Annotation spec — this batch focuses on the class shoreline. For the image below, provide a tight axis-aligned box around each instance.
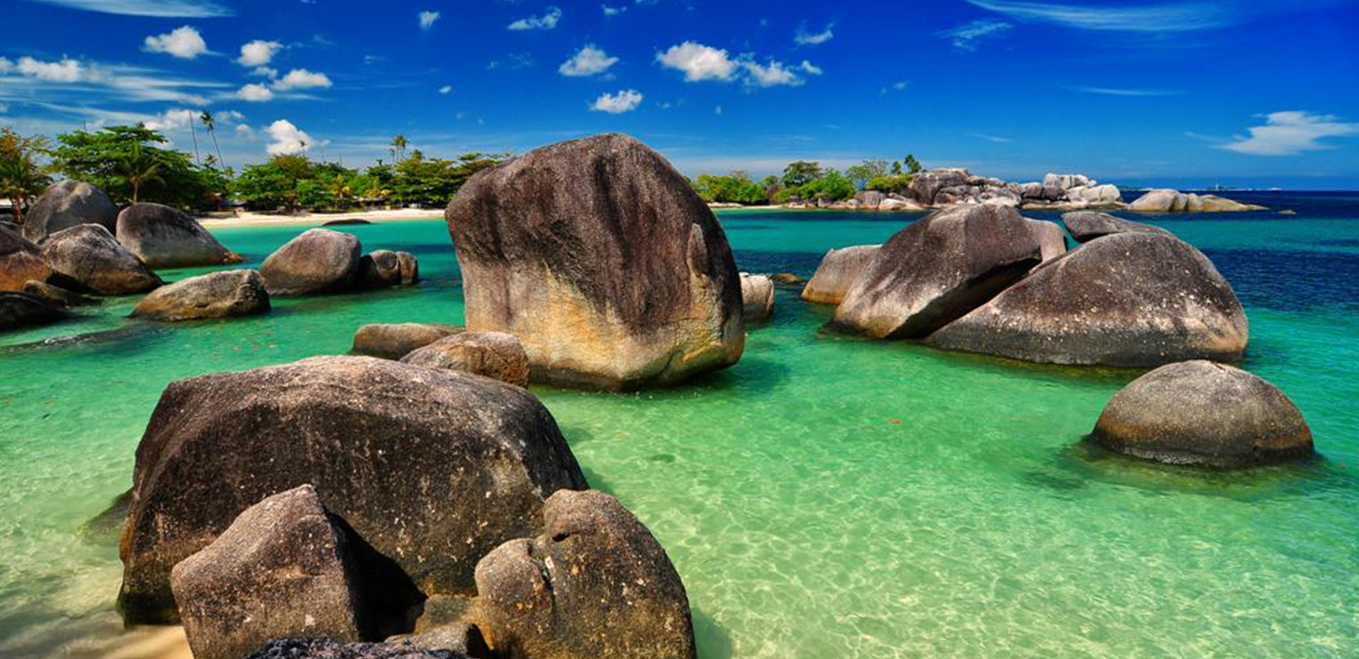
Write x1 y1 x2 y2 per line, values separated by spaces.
196 208 443 229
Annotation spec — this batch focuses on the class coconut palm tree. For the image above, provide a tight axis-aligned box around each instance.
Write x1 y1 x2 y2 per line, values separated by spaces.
391 134 408 162
187 115 201 167
117 142 163 204
201 110 224 168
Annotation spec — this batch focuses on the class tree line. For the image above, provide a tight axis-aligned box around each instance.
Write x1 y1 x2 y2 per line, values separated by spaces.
692 155 923 205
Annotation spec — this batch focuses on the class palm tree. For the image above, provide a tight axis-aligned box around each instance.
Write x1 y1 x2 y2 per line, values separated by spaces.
117 142 164 204
188 115 201 167
201 110 224 168
0 128 53 226
391 134 408 162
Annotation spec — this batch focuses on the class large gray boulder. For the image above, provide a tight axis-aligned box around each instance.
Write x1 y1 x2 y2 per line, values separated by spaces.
118 356 587 624
908 169 970 205
115 203 242 268
1025 218 1068 263
927 233 1249 366
1090 361 1313 467
473 489 695 659
131 269 270 321
352 323 462 360
0 291 68 331
445 134 744 390
1 224 50 291
21 180 118 242
261 229 362 296
800 245 879 305
40 224 162 295
740 273 774 321
831 205 1042 338
171 486 368 659
401 331 531 388
1061 211 1172 243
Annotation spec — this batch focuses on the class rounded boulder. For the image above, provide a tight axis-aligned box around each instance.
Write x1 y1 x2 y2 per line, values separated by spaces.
261 228 362 296
400 331 531 388
40 224 162 295
1 224 50 291
116 203 243 268
131 269 270 321
21 180 119 243
800 245 879 305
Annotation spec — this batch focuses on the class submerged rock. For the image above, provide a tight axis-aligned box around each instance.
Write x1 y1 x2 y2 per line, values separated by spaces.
473 489 695 659
1091 360 1313 467
401 331 531 388
740 273 774 321
832 205 1041 339
1061 211 1172 242
1 224 50 291
22 280 96 307
445 133 744 390
261 229 362 296
40 224 162 295
248 639 468 659
115 203 242 268
352 323 462 360
21 180 119 243
171 486 369 659
322 218 373 226
927 232 1249 366
0 291 68 331
118 355 587 624
800 245 879 305
131 269 270 321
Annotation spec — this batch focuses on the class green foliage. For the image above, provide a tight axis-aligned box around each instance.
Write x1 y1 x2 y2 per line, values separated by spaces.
782 160 822 188
866 174 912 194
52 125 224 209
891 160 903 176
0 128 54 224
904 154 923 175
799 168 855 201
693 172 768 205
845 160 890 189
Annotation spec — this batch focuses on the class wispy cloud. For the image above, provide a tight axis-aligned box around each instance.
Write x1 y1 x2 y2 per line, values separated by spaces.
488 53 535 70
0 55 228 104
1220 111 1359 156
965 0 1235 33
879 80 910 95
418 10 440 30
1071 86 1182 96
508 6 562 31
794 22 835 46
939 20 1013 50
20 0 232 17
971 133 1016 143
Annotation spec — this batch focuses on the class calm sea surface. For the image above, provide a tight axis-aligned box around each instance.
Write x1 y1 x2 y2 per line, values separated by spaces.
2 192 1356 658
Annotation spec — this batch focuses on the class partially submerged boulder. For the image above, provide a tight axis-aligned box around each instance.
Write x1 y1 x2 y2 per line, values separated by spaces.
261 229 361 296
352 323 462 360
40 224 162 295
115 203 242 268
401 331 531 388
170 486 368 659
473 489 695 659
131 269 270 321
396 251 419 285
1090 361 1313 467
445 133 744 390
1025 218 1068 263
118 356 587 624
740 273 774 321
831 205 1042 338
800 245 879 305
355 250 418 289
1061 211 1171 242
1 224 50 291
927 232 1249 366
0 291 68 331
1129 189 1265 213
21 180 119 242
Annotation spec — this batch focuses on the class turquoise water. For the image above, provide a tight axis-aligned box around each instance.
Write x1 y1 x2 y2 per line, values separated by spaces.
2 201 1357 659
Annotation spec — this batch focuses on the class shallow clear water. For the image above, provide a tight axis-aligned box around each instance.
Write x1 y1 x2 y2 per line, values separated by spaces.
2 195 1357 659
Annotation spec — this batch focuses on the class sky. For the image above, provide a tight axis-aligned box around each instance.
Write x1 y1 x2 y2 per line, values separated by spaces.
2 0 1358 188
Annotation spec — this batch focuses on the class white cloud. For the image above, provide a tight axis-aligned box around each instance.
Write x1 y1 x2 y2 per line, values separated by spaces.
419 10 440 30
508 6 561 31
602 5 625 16
794 22 834 46
971 132 1016 143
237 39 281 67
266 119 321 155
0 56 225 104
741 59 804 88
940 19 1013 51
1220 111 1359 156
1071 86 1181 96
880 80 910 94
143 25 209 59
3 56 84 82
272 69 332 90
251 66 277 78
591 89 643 114
656 42 738 82
964 0 1237 33
143 108 199 132
235 83 274 102
438 85 453 94
216 109 245 123
798 60 822 75
487 53 535 70
235 123 253 136
559 44 618 77
21 0 232 17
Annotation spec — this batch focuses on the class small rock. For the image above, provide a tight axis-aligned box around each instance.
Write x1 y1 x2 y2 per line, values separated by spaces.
801 245 879 305
769 273 803 284
355 250 404 289
740 273 774 321
131 269 270 321
401 331 531 388
322 219 373 226
352 323 462 360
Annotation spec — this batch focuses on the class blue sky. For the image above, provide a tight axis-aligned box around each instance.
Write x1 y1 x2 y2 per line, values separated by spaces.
2 0 1358 188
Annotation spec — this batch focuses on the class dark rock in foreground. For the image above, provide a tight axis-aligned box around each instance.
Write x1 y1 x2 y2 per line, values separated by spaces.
800 245 878 305
118 355 587 624
116 203 243 268
40 224 162 295
1 224 51 291
473 489 695 659
248 639 468 659
446 133 744 390
928 232 1249 366
22 280 96 307
21 180 119 243
1091 360 1313 467
740 273 774 321
262 229 362 296
352 323 462 360
1061 211 1172 243
1 291 68 331
400 331 531 388
171 485 368 659
832 205 1041 339
131 269 270 321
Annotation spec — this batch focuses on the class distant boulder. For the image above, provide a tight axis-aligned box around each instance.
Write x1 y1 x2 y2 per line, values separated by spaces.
401 331 531 388
1061 211 1172 243
445 133 744 390
261 228 361 295
352 322 462 360
1130 189 1265 213
1043 173 1093 190
853 190 885 209
908 169 970 205
1 224 50 292
321 218 372 226
1 291 68 332
131 269 270 321
115 203 242 268
1091 360 1313 467
740 273 774 321
21 180 118 243
928 232 1249 366
800 245 879 305
832 205 1041 338
40 224 162 295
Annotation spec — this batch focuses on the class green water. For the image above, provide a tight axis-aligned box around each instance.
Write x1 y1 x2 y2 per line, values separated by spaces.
2 209 1357 659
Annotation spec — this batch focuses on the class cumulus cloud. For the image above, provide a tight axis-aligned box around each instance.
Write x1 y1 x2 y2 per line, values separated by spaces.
0 55 84 82
419 10 440 30
237 39 281 67
741 59 805 88
559 44 618 77
591 89 643 114
509 6 561 30
655 42 738 81
794 22 834 46
142 108 199 132
1220 111 1359 156
235 83 274 102
272 69 332 90
266 119 320 155
144 25 209 59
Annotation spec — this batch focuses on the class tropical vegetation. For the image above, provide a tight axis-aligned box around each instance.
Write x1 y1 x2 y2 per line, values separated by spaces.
0 127 54 224
692 155 925 205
